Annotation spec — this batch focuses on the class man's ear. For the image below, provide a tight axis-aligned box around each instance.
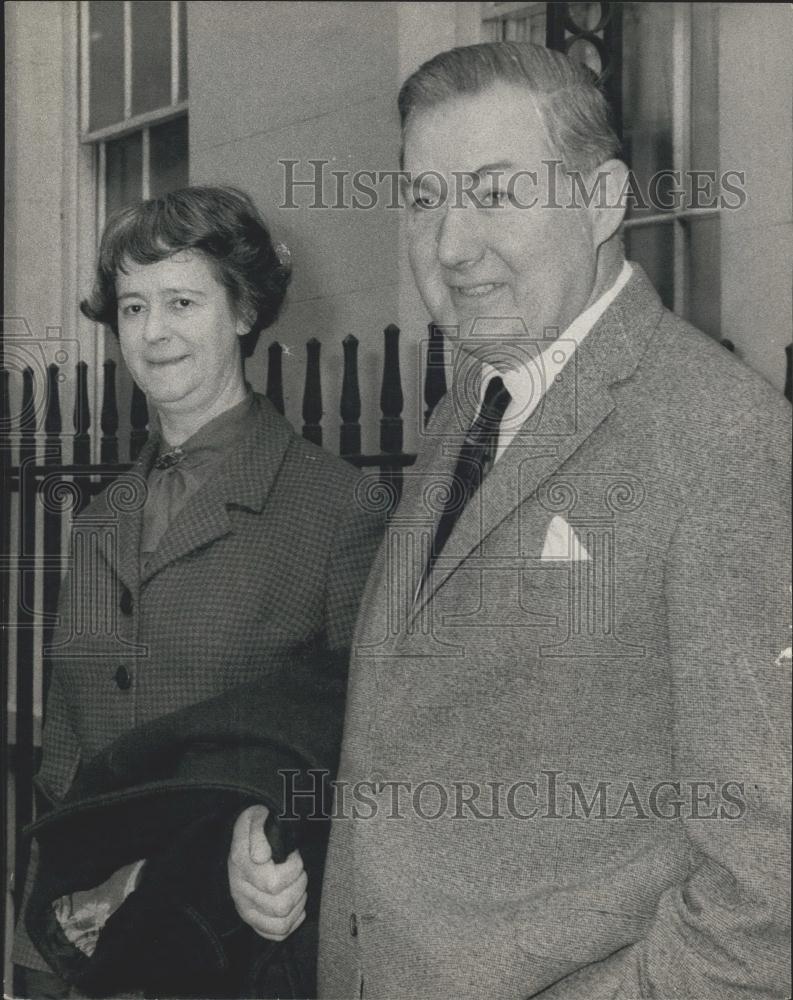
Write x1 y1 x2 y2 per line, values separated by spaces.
589 159 629 250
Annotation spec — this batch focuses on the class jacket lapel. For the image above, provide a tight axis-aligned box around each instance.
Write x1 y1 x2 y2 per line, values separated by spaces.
350 391 464 651
140 394 293 584
388 392 468 626
411 264 665 618
79 437 157 597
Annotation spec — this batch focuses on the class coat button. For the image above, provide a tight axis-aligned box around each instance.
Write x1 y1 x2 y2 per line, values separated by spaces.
119 588 133 616
114 665 132 691
349 912 358 937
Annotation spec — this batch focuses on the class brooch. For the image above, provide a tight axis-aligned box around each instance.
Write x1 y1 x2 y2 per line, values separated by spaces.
154 447 185 470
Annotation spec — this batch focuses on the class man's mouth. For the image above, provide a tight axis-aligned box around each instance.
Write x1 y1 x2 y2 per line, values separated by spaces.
146 356 188 367
450 282 504 298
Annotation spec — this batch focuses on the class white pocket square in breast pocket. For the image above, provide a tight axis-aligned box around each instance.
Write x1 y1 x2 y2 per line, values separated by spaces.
541 515 591 562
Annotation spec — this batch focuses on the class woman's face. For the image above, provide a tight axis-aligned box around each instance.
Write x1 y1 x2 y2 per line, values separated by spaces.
116 250 248 417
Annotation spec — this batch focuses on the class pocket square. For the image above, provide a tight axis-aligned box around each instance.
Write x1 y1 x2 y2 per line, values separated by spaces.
541 515 591 562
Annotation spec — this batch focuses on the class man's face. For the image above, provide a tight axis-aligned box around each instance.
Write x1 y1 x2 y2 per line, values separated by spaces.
403 82 601 363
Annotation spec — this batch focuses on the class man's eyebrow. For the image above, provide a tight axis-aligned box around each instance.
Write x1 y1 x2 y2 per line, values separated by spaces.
469 160 517 180
401 161 517 189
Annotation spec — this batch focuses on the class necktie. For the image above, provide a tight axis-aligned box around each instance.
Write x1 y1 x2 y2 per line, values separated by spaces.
423 375 512 582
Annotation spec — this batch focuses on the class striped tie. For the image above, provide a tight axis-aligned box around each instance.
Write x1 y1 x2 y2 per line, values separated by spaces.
423 375 512 582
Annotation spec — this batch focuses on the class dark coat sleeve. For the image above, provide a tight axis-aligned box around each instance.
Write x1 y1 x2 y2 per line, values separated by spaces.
12 594 83 976
24 644 350 998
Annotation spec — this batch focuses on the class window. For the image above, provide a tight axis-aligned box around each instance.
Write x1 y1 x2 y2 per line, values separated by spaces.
482 2 610 74
482 2 548 44
80 0 189 223
79 0 190 440
621 2 721 338
480 2 722 339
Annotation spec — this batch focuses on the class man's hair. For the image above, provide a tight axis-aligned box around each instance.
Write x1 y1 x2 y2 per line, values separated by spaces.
80 185 291 359
398 42 619 173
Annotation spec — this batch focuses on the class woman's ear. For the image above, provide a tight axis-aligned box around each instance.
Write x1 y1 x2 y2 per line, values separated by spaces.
588 159 629 250
235 307 256 338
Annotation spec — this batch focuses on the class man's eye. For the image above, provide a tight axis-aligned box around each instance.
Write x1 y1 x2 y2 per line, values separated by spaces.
480 189 507 208
409 193 440 211
173 298 193 309
121 303 144 316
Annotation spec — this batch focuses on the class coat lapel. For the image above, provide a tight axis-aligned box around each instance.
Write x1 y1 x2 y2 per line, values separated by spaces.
387 392 467 625
140 395 293 584
411 264 665 619
79 437 157 597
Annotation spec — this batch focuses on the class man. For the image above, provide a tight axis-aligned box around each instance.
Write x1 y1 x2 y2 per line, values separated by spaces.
232 42 791 999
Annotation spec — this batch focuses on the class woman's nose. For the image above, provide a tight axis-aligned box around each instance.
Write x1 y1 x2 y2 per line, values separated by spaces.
141 305 170 343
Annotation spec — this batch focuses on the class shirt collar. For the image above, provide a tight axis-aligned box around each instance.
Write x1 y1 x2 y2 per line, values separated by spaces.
558 259 633 350
481 260 633 408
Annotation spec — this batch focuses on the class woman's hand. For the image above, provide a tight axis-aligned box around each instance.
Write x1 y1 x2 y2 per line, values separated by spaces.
228 804 308 941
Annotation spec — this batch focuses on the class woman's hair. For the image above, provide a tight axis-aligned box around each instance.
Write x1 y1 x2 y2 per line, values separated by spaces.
398 42 619 174
80 185 292 359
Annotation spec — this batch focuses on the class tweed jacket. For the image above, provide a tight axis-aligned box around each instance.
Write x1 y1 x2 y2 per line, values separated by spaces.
318 265 792 1000
15 391 384 973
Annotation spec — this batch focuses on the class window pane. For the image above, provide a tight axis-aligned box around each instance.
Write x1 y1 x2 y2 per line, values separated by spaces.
506 9 545 42
149 116 189 197
106 132 143 216
483 3 545 44
178 0 188 101
88 1 125 131
131 0 172 116
622 3 675 311
621 3 675 213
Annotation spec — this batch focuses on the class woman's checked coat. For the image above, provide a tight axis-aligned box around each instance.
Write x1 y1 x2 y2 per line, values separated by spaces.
16 392 384 974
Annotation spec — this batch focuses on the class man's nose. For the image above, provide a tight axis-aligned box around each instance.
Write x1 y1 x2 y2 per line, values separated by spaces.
435 204 483 269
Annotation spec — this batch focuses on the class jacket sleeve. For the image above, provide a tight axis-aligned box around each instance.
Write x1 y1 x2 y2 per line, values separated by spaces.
322 473 385 653
539 411 792 999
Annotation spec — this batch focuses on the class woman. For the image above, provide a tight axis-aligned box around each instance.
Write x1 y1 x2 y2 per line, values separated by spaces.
14 186 383 998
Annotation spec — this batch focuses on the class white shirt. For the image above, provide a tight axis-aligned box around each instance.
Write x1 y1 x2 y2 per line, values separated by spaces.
481 260 633 464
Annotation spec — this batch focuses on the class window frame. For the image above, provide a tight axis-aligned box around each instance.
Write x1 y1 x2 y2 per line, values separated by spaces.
73 0 189 455
79 0 189 227
620 2 720 319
